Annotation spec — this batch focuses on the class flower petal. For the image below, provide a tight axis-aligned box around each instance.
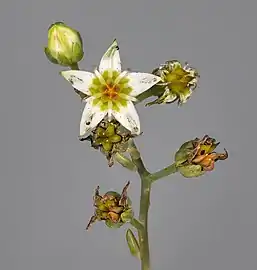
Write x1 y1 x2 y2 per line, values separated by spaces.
112 101 140 135
99 39 121 73
127 72 162 96
60 70 95 95
79 97 107 137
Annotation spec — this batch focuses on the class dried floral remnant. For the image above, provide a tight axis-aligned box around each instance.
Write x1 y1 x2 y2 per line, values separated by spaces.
86 181 133 230
175 135 228 178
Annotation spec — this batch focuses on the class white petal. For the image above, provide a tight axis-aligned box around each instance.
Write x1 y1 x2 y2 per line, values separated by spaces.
60 70 95 95
99 39 121 73
127 72 162 96
112 101 140 135
79 97 107 137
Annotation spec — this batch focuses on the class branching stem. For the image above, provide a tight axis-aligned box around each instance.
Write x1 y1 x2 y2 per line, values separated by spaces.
129 140 177 270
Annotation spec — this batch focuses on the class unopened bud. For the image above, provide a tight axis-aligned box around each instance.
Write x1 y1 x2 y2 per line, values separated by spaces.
44 22 83 66
126 229 140 259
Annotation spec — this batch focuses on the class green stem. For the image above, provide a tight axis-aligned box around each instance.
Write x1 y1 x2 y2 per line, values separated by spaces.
147 163 177 183
129 140 151 270
114 153 137 171
129 140 149 177
130 218 144 231
138 175 151 270
69 63 79 70
128 140 178 270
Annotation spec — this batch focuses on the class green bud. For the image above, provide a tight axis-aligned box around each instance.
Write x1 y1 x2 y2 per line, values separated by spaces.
44 22 83 66
126 229 140 259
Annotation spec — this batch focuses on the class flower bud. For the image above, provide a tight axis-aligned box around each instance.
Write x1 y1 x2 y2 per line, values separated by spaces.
126 229 140 259
147 60 199 106
86 181 133 230
83 119 135 167
44 22 83 66
175 135 228 178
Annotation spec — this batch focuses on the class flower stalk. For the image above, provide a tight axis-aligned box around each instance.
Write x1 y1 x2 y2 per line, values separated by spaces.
128 140 178 270
147 163 177 183
44 27 229 270
128 140 151 270
138 176 151 270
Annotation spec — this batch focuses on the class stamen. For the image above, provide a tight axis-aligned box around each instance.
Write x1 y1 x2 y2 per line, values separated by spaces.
94 69 106 85
114 70 129 85
119 93 137 102
108 69 113 78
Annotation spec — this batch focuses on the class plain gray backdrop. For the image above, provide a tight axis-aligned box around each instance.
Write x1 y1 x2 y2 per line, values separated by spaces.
2 0 257 269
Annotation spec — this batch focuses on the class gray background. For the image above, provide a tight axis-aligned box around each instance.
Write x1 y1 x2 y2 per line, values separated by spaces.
2 0 257 269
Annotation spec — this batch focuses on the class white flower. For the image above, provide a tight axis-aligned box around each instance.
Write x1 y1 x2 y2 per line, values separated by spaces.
61 39 161 138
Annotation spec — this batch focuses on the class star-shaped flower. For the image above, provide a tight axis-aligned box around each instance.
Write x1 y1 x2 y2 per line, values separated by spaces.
61 39 161 138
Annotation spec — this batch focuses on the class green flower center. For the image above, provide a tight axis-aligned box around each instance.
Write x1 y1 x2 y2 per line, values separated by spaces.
89 70 133 112
94 123 122 152
166 68 192 91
